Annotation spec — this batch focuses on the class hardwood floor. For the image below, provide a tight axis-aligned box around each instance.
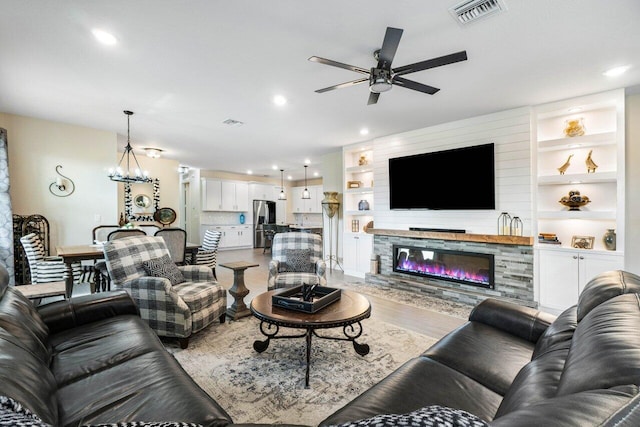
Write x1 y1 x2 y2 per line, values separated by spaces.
217 247 466 340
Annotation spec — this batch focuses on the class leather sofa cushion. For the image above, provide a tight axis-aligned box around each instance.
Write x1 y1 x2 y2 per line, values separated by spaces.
318 357 501 426
577 270 640 322
328 405 488 427
0 287 51 363
48 315 231 426
0 331 58 425
423 322 535 396
558 294 640 396
532 306 577 359
495 307 579 417
491 386 637 427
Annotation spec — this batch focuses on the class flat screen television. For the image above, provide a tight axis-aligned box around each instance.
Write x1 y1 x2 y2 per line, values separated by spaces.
389 143 495 210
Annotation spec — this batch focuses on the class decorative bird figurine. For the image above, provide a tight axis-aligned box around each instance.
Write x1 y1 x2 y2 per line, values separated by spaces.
585 150 598 173
558 154 573 175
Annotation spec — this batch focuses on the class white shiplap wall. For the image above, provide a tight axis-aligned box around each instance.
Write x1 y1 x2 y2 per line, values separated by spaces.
373 107 533 235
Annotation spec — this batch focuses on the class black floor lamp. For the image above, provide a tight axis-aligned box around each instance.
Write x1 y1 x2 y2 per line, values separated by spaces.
321 191 343 272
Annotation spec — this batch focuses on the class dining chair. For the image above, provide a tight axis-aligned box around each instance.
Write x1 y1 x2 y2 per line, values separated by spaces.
19 233 82 295
192 229 222 280
154 227 187 265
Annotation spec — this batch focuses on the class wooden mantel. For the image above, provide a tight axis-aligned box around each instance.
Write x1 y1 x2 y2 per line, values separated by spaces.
366 228 534 246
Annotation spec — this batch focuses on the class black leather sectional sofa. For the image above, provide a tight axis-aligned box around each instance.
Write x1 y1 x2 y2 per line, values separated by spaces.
3 261 640 426
320 270 640 426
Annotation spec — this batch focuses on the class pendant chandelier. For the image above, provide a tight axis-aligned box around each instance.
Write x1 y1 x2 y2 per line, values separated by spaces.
278 169 287 200
302 165 310 199
108 110 152 183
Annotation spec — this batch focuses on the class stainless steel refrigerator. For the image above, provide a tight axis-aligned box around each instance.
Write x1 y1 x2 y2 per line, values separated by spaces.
253 200 276 248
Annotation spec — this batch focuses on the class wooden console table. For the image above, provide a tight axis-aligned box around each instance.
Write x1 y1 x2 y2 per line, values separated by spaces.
220 261 259 320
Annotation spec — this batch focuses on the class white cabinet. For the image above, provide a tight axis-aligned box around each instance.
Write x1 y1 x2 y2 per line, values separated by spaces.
343 232 373 278
203 225 252 249
291 185 323 213
249 183 276 202
201 179 249 212
343 142 374 234
538 247 623 312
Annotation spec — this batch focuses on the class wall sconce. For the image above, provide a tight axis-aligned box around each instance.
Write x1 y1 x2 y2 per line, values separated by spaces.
145 148 163 158
49 165 75 197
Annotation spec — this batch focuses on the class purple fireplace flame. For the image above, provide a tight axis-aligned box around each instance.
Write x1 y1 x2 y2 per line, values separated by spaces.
393 245 494 289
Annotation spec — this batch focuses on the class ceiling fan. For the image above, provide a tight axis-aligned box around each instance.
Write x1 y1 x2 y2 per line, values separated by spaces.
309 27 468 105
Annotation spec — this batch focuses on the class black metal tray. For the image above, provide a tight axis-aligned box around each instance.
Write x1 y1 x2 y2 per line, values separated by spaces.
272 285 341 313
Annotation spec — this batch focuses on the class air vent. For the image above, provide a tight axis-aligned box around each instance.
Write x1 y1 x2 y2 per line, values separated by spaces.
450 0 507 24
222 118 244 127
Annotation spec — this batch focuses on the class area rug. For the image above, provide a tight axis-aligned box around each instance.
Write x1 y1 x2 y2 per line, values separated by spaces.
166 316 436 426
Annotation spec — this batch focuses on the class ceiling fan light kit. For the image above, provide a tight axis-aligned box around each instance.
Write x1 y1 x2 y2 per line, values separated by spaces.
309 26 468 104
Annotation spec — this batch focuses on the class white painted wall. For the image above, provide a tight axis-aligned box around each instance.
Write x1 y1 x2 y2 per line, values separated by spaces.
321 150 343 263
372 107 532 235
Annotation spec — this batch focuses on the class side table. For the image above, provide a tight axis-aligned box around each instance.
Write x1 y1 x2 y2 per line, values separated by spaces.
220 261 259 320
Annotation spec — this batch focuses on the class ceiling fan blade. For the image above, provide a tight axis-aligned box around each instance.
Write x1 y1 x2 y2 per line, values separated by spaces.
315 78 369 93
367 92 380 105
377 27 403 69
393 77 440 95
308 56 370 75
393 51 468 77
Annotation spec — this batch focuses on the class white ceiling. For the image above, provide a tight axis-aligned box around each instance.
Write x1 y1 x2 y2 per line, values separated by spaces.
1 0 640 180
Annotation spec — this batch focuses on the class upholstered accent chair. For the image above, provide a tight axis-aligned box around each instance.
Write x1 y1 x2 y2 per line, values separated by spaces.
268 231 327 291
19 233 81 286
94 228 147 292
191 229 222 280
103 235 227 348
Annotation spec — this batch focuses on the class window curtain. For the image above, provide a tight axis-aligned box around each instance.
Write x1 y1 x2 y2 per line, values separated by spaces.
0 128 14 285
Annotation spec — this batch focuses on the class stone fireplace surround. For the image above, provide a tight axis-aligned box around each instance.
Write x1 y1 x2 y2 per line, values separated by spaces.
365 229 535 308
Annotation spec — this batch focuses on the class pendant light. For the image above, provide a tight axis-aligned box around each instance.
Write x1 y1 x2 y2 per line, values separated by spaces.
302 165 311 199
108 110 152 183
278 169 287 200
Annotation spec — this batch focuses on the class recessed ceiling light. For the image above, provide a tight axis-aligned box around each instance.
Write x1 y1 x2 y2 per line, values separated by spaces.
273 95 287 106
92 29 117 45
313 171 319 177
247 170 253 175
304 159 311 165
603 65 630 77
568 107 582 113
287 175 292 180
272 165 278 170
360 128 369 135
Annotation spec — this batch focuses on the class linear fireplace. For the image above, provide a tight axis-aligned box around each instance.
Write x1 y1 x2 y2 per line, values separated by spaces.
393 245 495 289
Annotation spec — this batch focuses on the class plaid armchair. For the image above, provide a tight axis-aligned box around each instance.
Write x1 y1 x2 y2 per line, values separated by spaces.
268 232 327 291
103 236 226 348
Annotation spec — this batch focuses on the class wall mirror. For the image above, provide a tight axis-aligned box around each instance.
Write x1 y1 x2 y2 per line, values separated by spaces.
125 179 160 222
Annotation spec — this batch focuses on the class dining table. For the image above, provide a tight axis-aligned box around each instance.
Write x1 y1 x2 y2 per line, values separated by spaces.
56 242 201 298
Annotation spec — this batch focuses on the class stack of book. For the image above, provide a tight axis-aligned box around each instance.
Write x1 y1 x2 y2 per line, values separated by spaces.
538 233 561 245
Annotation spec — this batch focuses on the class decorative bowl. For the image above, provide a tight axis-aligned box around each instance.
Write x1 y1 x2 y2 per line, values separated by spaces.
559 190 590 211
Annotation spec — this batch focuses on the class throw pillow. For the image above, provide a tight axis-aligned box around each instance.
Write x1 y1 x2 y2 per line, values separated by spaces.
0 395 50 427
330 405 489 427
279 249 315 273
142 254 186 286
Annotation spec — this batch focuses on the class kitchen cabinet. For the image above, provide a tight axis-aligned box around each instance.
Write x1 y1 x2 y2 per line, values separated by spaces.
537 247 623 313
343 232 373 278
202 225 252 249
249 183 277 202
291 185 323 213
201 179 249 212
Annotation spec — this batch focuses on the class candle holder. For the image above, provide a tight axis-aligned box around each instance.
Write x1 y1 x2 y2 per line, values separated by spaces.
49 165 75 197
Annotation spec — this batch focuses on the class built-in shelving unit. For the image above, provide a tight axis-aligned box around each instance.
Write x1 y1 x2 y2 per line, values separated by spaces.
533 89 625 313
342 142 374 277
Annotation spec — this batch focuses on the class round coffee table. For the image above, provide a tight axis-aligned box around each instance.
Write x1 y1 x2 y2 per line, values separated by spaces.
250 289 371 387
